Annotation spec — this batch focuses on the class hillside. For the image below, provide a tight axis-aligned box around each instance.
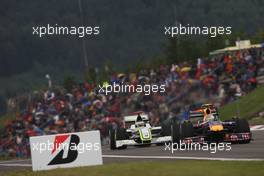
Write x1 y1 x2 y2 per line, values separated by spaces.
219 85 264 120
1 0 264 96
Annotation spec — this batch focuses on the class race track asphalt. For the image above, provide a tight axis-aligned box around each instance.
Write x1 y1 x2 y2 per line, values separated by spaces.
0 130 263 173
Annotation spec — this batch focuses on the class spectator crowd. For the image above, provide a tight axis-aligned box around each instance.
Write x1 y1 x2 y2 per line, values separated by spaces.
0 47 263 157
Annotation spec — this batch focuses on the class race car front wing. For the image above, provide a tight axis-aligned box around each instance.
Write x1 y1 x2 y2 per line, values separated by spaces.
116 136 172 148
182 132 252 144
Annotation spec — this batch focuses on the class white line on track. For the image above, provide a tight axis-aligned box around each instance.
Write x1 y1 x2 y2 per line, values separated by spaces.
251 125 264 131
0 155 264 167
0 159 30 164
0 163 32 167
102 155 264 161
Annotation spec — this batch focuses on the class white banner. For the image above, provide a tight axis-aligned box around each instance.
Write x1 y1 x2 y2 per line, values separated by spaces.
30 130 102 171
236 40 251 49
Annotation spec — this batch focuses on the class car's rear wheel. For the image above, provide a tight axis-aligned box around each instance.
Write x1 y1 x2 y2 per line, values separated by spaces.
161 122 171 136
235 119 250 133
171 121 194 144
171 122 181 143
235 118 251 143
181 121 194 138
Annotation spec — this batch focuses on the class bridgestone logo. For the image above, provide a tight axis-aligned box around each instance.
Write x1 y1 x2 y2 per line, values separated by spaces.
48 134 80 165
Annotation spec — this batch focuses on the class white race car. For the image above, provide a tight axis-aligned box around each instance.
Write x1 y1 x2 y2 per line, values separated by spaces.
109 113 171 149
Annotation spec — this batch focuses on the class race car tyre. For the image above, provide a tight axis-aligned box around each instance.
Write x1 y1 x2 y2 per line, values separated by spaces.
171 122 181 143
161 122 171 136
181 121 194 138
109 128 128 150
235 119 251 143
235 119 250 133
109 129 116 150
116 128 128 149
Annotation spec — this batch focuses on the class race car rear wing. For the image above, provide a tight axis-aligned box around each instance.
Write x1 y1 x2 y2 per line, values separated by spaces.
124 114 149 122
189 109 218 119
124 114 149 129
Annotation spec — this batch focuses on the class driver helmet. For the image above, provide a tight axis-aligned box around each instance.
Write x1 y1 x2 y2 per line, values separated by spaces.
135 121 145 127
203 108 215 121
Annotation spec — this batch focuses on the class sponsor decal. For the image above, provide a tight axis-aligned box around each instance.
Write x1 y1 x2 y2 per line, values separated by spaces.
30 131 102 171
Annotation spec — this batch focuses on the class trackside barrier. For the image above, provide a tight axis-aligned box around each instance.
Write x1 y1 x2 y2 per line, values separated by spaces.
30 130 102 171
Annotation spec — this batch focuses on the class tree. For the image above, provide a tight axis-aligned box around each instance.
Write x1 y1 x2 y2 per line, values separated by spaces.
63 76 76 92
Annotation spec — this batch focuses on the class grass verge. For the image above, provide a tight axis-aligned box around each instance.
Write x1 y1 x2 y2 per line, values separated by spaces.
219 85 264 120
249 116 264 125
3 160 264 176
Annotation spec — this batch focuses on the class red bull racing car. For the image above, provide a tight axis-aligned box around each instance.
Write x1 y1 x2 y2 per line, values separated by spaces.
168 104 252 144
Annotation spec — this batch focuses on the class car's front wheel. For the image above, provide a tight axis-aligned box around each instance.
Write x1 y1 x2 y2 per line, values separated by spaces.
109 128 128 150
